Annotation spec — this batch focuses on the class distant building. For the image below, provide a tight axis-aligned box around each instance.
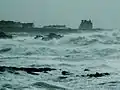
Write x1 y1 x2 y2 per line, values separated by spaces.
79 20 93 30
0 20 34 28
43 25 69 29
22 23 34 28
0 20 22 28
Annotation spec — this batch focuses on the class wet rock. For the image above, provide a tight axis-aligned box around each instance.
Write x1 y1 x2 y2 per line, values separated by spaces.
58 76 67 79
34 35 43 39
62 71 71 75
25 67 56 72
27 71 39 75
98 82 106 85
0 66 6 72
8 70 20 75
14 72 20 75
42 33 63 41
84 69 90 71
0 31 12 39
65 55 70 57
47 33 63 39
34 33 63 41
25 52 32 55
32 82 68 90
0 48 11 53
2 84 12 89
81 75 85 77
99 81 120 85
0 66 56 75
76 75 80 77
81 72 110 78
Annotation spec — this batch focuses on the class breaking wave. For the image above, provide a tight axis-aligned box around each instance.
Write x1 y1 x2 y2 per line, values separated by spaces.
1 29 120 90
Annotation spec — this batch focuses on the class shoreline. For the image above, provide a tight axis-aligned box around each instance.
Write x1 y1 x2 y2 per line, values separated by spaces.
0 27 110 34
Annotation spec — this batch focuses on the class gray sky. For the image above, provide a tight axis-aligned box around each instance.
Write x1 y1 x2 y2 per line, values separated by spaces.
0 0 119 29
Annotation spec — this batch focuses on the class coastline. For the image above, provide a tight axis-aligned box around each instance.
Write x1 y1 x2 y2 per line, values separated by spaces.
0 27 107 34
0 27 78 33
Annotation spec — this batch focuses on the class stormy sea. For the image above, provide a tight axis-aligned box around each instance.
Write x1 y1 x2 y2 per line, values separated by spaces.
1 29 120 90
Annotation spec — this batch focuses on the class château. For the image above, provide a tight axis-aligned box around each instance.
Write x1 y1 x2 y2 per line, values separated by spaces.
79 20 93 30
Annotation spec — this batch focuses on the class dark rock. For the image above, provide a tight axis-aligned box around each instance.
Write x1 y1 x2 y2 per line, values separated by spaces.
34 33 63 41
32 82 67 90
99 81 120 85
58 76 67 79
14 72 20 75
62 71 71 75
0 66 56 75
8 70 20 75
76 75 80 77
65 55 70 57
42 33 63 41
81 72 110 78
104 73 110 75
98 82 106 85
84 69 90 71
2 84 12 89
34 35 43 39
0 66 6 72
41 37 51 41
0 72 3 74
27 71 39 75
0 31 12 39
0 48 11 53
81 75 85 77
47 33 63 39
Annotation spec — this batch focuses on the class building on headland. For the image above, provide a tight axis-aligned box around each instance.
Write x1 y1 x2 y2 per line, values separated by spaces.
22 23 34 28
79 20 93 30
43 25 70 29
0 20 22 28
0 19 97 32
0 20 34 28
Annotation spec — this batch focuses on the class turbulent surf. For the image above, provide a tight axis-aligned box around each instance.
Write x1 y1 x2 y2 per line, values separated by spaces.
0 29 120 90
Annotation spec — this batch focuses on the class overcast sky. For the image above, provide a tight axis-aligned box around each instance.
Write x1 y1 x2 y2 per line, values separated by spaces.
0 0 119 29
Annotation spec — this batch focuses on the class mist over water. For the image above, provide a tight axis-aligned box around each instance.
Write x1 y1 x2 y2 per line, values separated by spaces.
0 29 120 89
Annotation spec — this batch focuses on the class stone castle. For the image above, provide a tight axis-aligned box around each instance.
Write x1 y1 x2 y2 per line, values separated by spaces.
0 20 34 28
0 20 94 32
79 20 93 30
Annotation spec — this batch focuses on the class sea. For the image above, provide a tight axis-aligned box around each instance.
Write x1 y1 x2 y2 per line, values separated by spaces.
0 29 120 90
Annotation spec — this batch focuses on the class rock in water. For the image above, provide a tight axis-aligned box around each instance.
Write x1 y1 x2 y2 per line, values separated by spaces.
47 33 63 39
34 35 43 39
0 48 11 53
58 76 67 79
42 33 63 41
84 69 90 71
0 31 12 39
0 66 56 75
81 72 110 78
62 71 71 75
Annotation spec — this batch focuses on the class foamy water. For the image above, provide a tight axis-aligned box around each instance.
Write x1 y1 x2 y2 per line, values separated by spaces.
1 29 120 90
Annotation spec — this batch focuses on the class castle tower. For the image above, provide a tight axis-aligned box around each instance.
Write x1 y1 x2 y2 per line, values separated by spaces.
79 20 93 30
